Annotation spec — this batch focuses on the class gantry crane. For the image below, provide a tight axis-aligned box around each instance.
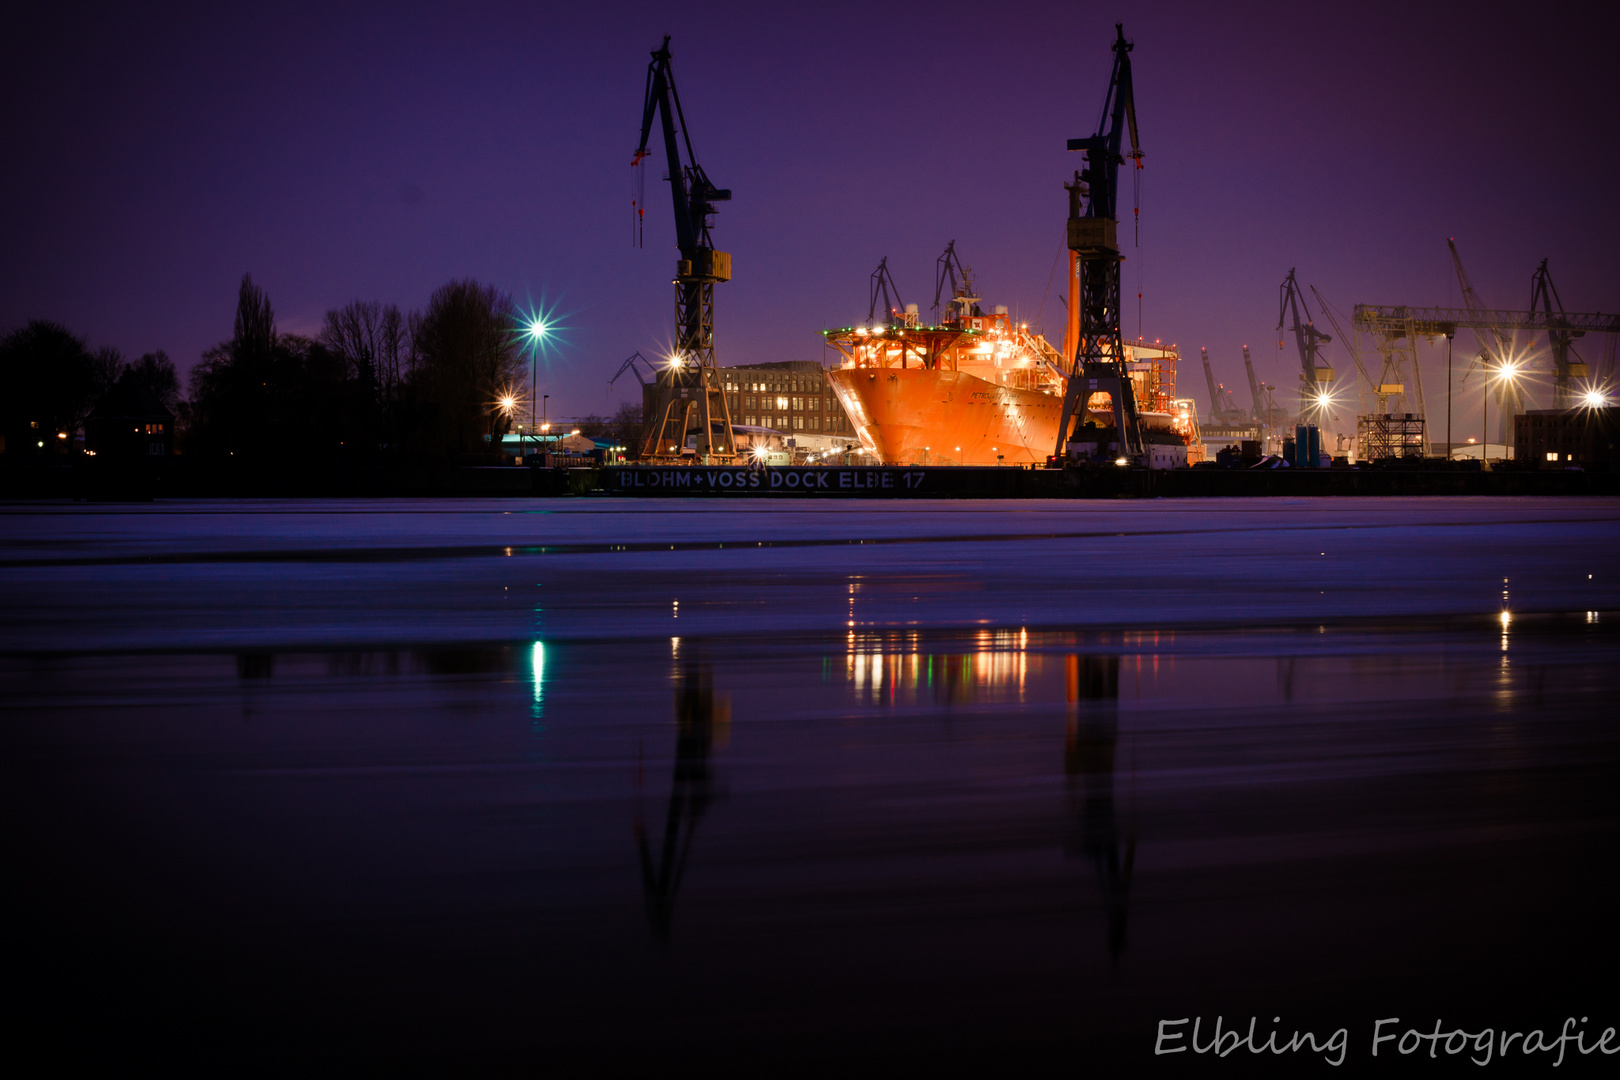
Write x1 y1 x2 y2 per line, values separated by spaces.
632 37 736 462
1277 269 1335 426
1054 24 1145 462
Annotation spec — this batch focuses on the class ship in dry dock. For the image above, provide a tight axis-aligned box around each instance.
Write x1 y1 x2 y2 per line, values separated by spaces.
822 247 1200 467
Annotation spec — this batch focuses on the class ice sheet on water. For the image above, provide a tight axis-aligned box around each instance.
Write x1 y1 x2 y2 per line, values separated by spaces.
1 496 1617 652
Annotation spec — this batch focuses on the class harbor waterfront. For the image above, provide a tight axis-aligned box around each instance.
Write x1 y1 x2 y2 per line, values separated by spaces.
4 497 1619 1071
600 464 1620 498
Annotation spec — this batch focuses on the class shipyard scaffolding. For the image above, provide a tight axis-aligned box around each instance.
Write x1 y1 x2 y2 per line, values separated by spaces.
1357 413 1426 461
632 37 737 463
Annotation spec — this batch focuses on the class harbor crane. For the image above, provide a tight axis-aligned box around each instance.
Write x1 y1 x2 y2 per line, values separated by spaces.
1054 23 1145 463
1243 345 1288 428
1200 347 1247 425
632 36 736 462
1529 259 1591 407
933 241 980 320
1277 269 1335 425
869 257 911 328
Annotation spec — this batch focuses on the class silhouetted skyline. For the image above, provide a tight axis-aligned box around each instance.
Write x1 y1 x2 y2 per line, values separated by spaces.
4 0 1615 436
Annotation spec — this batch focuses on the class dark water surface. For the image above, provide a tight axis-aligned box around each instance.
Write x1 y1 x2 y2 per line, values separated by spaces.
4 498 1620 1073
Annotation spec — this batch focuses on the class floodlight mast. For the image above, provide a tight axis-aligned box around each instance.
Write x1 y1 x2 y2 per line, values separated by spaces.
633 36 735 462
1054 24 1146 464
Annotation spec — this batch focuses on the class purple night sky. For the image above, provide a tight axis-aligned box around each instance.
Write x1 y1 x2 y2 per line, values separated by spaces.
4 1 1616 437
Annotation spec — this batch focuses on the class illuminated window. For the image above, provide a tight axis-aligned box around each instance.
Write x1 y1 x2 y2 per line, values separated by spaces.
776 396 788 410
1547 452 1559 461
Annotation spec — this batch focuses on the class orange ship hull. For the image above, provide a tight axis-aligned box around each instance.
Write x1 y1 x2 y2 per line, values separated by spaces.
827 366 1068 466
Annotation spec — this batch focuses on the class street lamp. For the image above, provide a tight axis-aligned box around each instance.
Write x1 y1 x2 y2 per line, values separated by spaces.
1485 358 1521 463
525 318 548 457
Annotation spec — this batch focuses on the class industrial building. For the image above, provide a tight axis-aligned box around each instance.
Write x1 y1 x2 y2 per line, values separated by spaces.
638 359 862 461
1515 407 1618 469
717 361 855 438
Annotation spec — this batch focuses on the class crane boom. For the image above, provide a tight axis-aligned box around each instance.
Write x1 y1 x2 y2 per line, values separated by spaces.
1242 345 1263 421
1308 285 1377 403
1200 347 1222 420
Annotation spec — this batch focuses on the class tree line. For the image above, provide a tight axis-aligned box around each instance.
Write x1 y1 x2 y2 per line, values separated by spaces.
1 273 644 464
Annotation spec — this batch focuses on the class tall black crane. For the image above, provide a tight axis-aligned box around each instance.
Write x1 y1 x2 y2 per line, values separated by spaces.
633 37 735 462
1529 259 1590 407
1054 24 1145 463
1277 268 1335 425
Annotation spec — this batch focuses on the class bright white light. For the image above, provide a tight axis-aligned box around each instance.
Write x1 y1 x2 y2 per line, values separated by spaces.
527 318 548 341
499 395 516 411
1114 456 1128 466
1499 611 1512 629
1583 390 1609 407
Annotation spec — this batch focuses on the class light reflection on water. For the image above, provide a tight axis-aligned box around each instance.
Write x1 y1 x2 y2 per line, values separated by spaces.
7 611 1612 1067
